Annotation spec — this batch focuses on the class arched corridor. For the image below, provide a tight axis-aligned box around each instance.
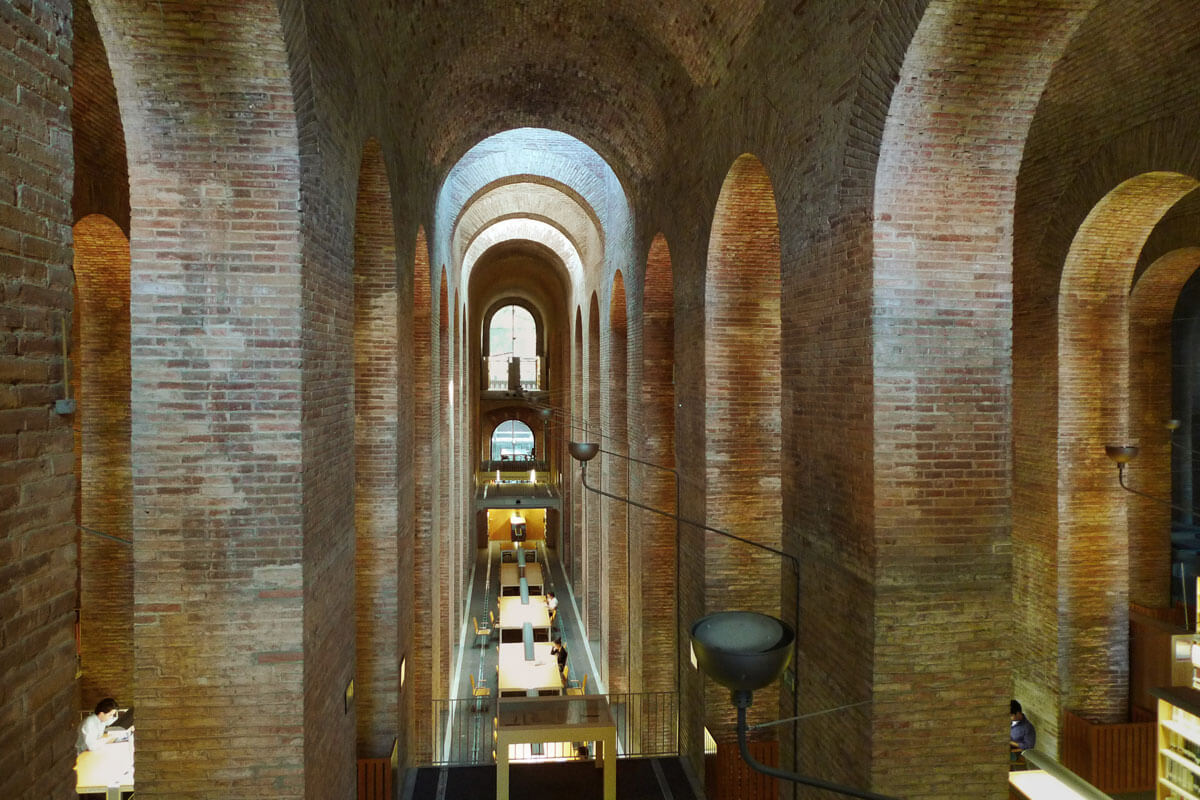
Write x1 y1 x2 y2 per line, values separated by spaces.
8 2 1200 799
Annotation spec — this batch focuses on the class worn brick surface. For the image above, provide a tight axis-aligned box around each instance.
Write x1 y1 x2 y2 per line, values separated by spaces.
0 3 77 797
72 214 131 705
8 1 1200 799
353 138 399 758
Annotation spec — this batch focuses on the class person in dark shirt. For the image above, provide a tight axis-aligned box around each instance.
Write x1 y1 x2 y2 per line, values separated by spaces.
551 637 568 679
1010 699 1036 756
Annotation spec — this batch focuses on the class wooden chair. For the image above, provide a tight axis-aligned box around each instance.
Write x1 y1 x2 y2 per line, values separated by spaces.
473 616 493 648
489 610 499 639
469 674 491 712
567 673 588 696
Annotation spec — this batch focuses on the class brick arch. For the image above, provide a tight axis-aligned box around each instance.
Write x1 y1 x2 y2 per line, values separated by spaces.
484 414 537 458
1128 247 1200 608
83 0 313 793
462 217 586 290
352 137 399 758
410 226 433 762
637 233 676 695
871 2 1101 790
435 267 451 701
452 290 466 638
603 271 629 691
586 291 603 669
704 152 782 734
72 213 132 707
571 305 585 588
480 298 545 361
1058 172 1200 720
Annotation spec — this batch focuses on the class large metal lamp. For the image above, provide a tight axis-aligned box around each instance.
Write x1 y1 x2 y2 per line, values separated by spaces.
568 441 900 800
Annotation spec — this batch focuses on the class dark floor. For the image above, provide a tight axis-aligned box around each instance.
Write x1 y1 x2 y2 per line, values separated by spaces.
407 756 698 800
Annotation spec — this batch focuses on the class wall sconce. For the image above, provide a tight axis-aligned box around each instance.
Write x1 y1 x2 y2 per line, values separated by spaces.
1105 441 1191 513
568 441 897 800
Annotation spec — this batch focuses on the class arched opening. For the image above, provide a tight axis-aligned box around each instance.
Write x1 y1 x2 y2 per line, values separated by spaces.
571 305 585 588
587 291 603 674
409 226 433 762
72 213 132 705
435 269 451 699
352 138 399 758
490 419 535 460
637 234 676 695
704 154 782 735
1058 171 1200 721
603 271 629 691
485 303 539 391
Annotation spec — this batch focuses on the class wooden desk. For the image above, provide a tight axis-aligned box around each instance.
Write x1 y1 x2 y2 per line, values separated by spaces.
498 596 551 630
75 739 134 799
495 696 616 800
522 563 542 585
500 563 520 588
1008 769 1093 799
498 642 562 696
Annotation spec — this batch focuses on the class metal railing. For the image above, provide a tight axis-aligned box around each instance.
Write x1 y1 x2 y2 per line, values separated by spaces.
485 355 541 391
429 691 677 766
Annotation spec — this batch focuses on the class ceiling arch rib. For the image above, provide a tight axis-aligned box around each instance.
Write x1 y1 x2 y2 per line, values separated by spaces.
453 180 604 269
463 217 585 294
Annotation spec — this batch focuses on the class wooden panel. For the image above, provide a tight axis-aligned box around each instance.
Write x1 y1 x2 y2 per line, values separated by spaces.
357 757 392 800
1130 608 1187 713
713 739 778 800
1060 709 1154 793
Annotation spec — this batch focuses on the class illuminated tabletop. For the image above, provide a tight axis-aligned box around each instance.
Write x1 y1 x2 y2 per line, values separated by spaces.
498 596 551 629
75 739 134 799
495 695 616 800
498 642 562 696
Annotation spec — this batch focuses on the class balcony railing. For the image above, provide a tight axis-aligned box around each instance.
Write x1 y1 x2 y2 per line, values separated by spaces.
485 355 541 391
429 692 678 766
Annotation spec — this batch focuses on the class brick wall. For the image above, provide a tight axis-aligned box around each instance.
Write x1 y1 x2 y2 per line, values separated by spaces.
72 214 131 705
92 0 316 795
704 154 784 739
635 233 677 695
69 0 127 234
353 138 399 758
409 227 433 762
601 271 629 692
0 1 78 797
1127 249 1200 606
586 292 603 669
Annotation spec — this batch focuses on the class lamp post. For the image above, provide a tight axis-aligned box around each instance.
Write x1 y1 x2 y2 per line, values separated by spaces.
567 441 898 800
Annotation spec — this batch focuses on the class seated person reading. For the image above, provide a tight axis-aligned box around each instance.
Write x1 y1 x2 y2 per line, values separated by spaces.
77 697 123 754
1010 699 1035 756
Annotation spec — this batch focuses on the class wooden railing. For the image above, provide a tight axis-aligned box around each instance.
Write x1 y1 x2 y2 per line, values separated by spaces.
356 757 392 800
711 739 778 800
1059 708 1155 794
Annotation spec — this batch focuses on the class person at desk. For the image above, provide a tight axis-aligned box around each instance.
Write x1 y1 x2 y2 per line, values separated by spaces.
1010 699 1035 757
546 592 558 627
76 697 125 754
551 637 568 679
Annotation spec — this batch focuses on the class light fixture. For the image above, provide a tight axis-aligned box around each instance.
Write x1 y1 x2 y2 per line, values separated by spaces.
568 441 897 800
1105 441 1192 513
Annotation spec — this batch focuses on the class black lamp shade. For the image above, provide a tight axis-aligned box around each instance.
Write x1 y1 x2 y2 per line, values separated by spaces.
690 611 794 692
569 441 600 462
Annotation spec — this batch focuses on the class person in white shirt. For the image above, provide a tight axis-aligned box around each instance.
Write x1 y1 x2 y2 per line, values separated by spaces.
76 697 120 754
546 591 559 627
